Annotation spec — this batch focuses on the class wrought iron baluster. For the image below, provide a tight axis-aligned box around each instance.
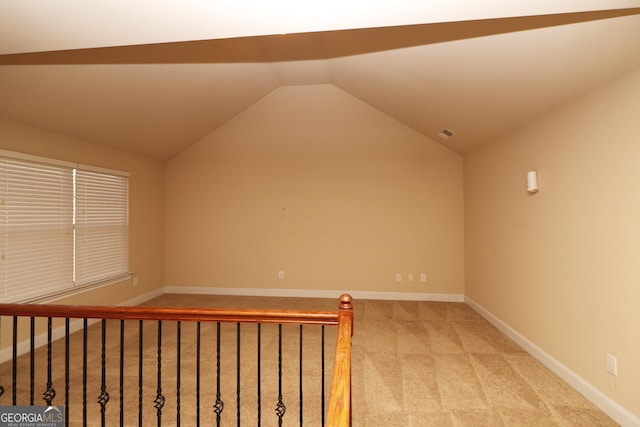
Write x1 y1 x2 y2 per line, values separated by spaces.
98 319 110 426
12 316 17 405
30 317 35 405
275 324 286 425
237 322 241 426
43 317 56 406
257 323 261 427
196 322 201 427
213 322 224 425
177 321 181 426
83 319 88 426
65 318 70 427
321 325 325 426
299 324 303 426
138 320 143 427
154 321 165 427
120 320 125 427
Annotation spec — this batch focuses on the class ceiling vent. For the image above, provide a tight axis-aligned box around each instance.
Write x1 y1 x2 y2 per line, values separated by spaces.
438 128 455 140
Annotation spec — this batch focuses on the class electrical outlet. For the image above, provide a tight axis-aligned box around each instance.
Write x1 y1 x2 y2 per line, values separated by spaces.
278 271 285 280
395 273 402 282
606 353 618 376
420 273 427 282
408 274 414 282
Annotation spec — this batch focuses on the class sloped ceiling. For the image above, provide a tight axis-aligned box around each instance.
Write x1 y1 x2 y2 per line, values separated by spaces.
1 1 640 160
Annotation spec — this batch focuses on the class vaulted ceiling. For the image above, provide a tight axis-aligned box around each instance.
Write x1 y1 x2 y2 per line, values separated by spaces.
1 1 640 160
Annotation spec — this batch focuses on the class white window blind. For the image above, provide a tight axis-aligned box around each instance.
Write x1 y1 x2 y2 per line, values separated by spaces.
0 151 129 303
74 168 129 286
0 156 74 302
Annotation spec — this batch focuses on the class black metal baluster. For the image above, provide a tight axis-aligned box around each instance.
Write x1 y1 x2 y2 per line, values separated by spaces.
98 319 110 426
321 325 325 426
0 317 3 401
299 325 303 426
196 322 201 427
65 319 70 427
30 317 35 405
83 319 88 426
237 322 241 426
43 317 56 406
275 324 286 425
138 320 143 427
213 322 224 426
154 321 165 427
12 316 17 405
257 324 261 427
120 320 125 427
177 321 181 426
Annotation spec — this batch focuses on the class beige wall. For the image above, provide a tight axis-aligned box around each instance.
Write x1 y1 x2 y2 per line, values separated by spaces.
0 119 165 305
464 67 640 416
165 84 464 294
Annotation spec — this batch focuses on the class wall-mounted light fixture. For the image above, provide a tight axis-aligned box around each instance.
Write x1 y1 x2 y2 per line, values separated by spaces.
527 170 538 193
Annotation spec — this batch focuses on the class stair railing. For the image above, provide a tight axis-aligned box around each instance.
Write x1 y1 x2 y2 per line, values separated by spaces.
0 293 353 426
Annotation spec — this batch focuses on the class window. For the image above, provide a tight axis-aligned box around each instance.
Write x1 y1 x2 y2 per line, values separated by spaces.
0 150 129 303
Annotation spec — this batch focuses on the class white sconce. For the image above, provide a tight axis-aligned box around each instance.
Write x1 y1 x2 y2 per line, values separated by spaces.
527 170 538 193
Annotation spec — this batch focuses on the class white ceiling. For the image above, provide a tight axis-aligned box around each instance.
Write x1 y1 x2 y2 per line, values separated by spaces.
1 2 640 160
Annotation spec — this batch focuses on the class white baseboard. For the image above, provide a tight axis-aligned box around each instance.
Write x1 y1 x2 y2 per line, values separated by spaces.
465 296 640 427
163 286 465 302
120 287 166 307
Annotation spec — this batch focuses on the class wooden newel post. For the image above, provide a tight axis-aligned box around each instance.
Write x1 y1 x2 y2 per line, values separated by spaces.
326 294 354 427
338 294 354 335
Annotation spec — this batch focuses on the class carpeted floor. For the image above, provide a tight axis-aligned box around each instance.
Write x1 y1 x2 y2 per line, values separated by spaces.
0 294 618 426
143 294 617 426
346 298 617 426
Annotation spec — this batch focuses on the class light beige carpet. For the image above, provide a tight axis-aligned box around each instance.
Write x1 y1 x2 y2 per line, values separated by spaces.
1 294 618 426
346 298 617 427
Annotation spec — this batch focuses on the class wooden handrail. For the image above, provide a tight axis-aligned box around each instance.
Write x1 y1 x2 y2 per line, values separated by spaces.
0 303 339 325
326 294 353 427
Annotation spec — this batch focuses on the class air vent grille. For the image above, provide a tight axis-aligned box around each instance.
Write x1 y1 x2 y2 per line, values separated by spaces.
438 128 455 140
